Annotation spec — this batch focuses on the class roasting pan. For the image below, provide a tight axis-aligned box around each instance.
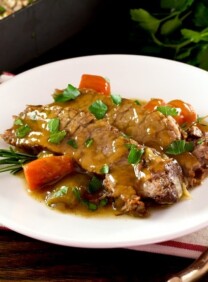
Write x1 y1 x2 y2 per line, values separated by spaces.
0 0 103 72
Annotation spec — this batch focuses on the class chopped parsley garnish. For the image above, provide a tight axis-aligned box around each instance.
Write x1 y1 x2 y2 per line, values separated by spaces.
48 118 60 133
51 186 68 198
83 200 98 211
127 145 144 164
67 138 78 149
197 139 205 145
157 106 179 117
72 186 81 200
134 100 141 105
85 138 94 148
111 94 122 105
72 186 100 211
0 6 6 14
88 100 108 119
15 124 31 138
88 176 102 193
14 118 24 126
165 140 194 155
100 164 109 174
99 198 108 207
48 130 66 144
53 84 80 102
47 118 66 144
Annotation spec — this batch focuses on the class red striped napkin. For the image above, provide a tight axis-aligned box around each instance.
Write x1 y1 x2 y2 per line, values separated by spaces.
0 72 207 259
128 230 208 258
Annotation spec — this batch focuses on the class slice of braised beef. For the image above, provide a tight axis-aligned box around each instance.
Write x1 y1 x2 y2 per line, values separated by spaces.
2 104 184 216
60 89 208 188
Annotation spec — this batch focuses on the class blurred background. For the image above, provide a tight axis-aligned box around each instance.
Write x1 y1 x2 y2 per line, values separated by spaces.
1 0 208 73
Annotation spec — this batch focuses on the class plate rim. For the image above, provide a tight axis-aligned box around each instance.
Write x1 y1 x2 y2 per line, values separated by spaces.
1 54 208 248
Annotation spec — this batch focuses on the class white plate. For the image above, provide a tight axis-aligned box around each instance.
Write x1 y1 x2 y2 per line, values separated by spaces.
1 55 208 248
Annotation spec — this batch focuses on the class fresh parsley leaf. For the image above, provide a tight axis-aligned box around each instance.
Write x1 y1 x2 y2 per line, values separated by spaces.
48 130 66 144
175 48 192 60
85 138 94 148
135 100 141 105
51 186 68 198
165 140 194 155
48 118 60 133
130 9 160 34
53 84 80 102
14 118 24 126
160 0 194 11
15 125 31 138
47 118 67 144
181 29 203 43
67 138 78 149
0 6 6 14
99 198 108 207
88 100 108 119
128 145 144 164
88 176 102 193
160 16 182 36
157 106 179 116
72 187 81 200
111 94 122 105
100 164 109 174
82 199 98 211
196 45 208 71
72 186 98 211
194 2 208 28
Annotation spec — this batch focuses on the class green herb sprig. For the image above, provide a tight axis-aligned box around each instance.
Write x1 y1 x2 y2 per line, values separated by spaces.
130 0 208 70
157 105 179 116
72 186 107 211
89 100 108 119
165 140 194 155
53 84 80 102
0 147 36 174
127 144 144 164
47 118 66 144
0 6 6 15
111 94 122 105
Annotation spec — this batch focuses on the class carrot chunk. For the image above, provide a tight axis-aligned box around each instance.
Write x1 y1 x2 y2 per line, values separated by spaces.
79 74 111 96
143 98 166 112
23 155 74 190
168 99 197 125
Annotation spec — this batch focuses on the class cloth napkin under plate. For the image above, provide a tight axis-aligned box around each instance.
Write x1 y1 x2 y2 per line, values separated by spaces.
0 72 207 259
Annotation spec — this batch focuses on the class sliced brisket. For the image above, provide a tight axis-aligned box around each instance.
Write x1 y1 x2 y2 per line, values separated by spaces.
2 104 184 216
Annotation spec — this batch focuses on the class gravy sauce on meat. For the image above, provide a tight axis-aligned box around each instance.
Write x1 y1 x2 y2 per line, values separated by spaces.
2 98 184 216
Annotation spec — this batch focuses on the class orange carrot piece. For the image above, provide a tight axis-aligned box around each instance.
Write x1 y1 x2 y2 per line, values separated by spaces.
167 99 197 125
143 98 166 112
79 74 111 96
23 155 74 190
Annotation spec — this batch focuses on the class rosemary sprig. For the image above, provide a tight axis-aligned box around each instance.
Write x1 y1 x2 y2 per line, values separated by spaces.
0 147 37 174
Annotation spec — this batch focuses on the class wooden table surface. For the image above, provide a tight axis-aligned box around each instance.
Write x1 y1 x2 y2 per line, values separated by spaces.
0 229 197 282
1 1 208 281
